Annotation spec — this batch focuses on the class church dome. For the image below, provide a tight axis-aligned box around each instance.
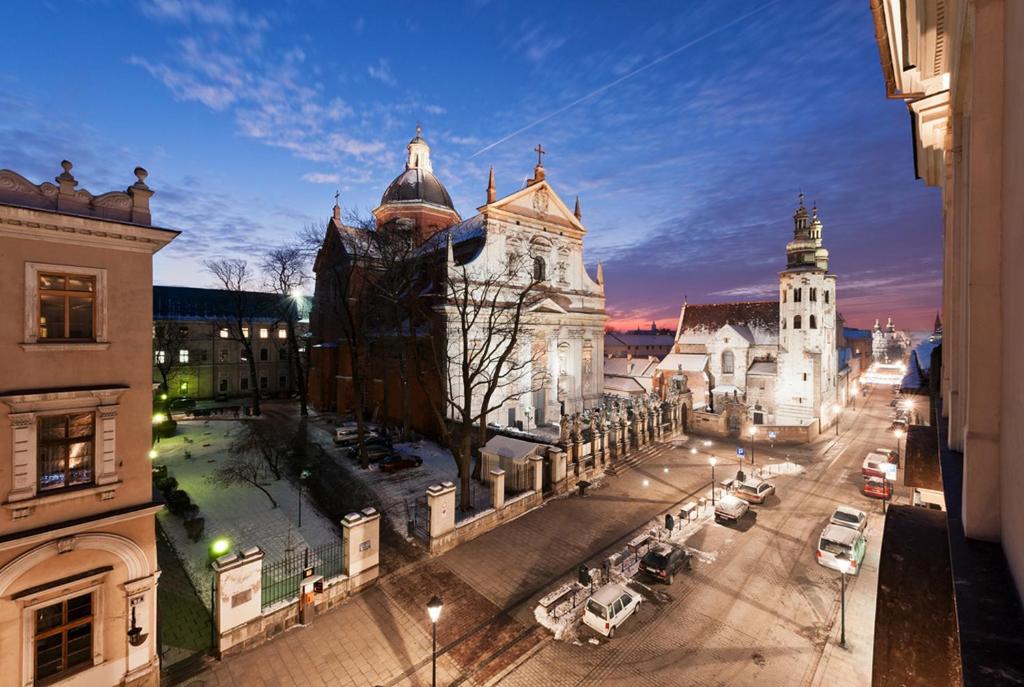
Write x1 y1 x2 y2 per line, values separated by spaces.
380 167 455 210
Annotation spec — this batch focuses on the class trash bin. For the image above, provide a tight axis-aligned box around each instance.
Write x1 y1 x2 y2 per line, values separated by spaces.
665 513 675 532
577 480 591 497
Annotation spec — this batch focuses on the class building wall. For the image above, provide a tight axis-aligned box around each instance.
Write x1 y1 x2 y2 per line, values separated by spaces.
0 190 170 687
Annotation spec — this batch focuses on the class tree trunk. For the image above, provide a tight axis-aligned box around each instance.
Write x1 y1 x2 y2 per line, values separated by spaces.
459 432 473 511
286 318 308 416
248 479 278 508
243 342 261 415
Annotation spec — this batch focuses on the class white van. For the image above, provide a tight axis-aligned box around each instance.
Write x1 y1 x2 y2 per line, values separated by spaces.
816 524 867 575
582 583 641 638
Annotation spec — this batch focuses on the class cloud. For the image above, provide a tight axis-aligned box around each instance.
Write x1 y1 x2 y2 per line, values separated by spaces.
507 24 567 64
353 16 366 33
302 172 341 184
367 59 396 85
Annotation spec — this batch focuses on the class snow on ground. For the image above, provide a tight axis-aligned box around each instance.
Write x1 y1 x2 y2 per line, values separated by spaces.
306 417 488 537
753 460 806 478
153 421 340 606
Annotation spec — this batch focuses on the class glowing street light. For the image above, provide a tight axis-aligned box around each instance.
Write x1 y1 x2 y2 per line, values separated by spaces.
209 537 231 561
836 557 851 647
690 447 698 455
709 457 718 506
427 595 444 687
151 413 166 425
148 449 158 460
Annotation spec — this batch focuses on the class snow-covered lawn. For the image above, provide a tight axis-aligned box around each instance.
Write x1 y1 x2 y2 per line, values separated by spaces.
306 417 486 536
153 421 340 606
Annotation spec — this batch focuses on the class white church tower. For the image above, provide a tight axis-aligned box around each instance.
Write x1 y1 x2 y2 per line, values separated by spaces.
775 194 838 427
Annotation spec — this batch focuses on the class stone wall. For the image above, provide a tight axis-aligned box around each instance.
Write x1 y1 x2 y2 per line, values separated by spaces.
428 490 544 555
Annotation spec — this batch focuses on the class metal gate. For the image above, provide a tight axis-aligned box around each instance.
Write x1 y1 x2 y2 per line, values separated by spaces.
410 497 430 541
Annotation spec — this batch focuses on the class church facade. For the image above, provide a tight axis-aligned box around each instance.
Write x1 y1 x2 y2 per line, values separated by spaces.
657 196 839 429
308 129 606 434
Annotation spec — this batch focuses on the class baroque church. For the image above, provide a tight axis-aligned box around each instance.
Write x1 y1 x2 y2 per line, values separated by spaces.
657 195 839 428
308 128 606 434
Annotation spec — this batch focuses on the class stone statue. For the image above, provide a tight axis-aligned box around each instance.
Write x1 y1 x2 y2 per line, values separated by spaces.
559 414 570 444
588 413 597 436
571 413 582 441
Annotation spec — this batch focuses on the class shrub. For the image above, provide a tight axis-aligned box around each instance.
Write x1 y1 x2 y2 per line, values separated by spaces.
184 517 205 542
156 476 178 495
167 489 192 516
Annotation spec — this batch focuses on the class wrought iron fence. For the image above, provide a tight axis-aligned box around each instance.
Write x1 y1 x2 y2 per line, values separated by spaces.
261 541 346 610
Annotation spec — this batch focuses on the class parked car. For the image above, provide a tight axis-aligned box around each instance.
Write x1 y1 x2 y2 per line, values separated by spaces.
863 476 893 499
168 397 196 412
829 505 868 533
582 583 642 638
340 432 392 450
640 543 690 584
734 477 776 505
347 443 393 463
875 448 899 463
862 452 897 479
816 523 867 574
378 454 423 473
714 494 749 523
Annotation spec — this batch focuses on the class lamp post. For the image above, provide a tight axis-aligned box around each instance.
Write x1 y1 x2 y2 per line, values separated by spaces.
298 469 311 528
836 557 851 647
747 426 756 465
427 595 443 687
894 428 904 468
833 403 842 437
709 457 717 506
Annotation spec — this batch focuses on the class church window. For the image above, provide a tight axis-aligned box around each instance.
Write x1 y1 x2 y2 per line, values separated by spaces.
794 288 802 303
782 289 787 303
810 288 817 301
810 315 817 329
782 319 786 329
794 315 802 329
533 257 546 282
722 350 735 374
824 290 830 304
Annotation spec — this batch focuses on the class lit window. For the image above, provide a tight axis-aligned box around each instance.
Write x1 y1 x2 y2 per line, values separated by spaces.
242 327 249 338
259 328 269 339
34 593 93 682
277 328 287 339
219 328 229 339
179 381 189 394
155 350 166 364
37 413 94 492
38 273 96 341
178 349 189 363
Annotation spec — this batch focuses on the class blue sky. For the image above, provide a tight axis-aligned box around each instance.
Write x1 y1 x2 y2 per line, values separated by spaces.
2 0 942 330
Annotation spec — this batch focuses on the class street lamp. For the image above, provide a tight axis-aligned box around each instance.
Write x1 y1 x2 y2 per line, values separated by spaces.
832 403 842 437
747 426 756 465
836 557 851 647
709 457 717 506
427 595 443 687
690 447 698 456
893 428 905 468
298 469 311 528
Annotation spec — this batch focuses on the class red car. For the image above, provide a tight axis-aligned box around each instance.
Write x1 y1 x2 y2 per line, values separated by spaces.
863 476 893 499
378 454 423 473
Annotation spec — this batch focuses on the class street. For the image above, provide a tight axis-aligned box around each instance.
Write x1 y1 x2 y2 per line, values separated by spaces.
496 386 897 687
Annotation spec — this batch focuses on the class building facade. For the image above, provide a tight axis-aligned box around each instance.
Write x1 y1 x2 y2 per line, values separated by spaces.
656 196 839 429
310 130 606 433
604 326 675 358
0 161 177 686
871 316 911 363
152 286 310 401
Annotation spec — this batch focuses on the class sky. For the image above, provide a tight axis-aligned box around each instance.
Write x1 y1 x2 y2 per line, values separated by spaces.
1 0 943 331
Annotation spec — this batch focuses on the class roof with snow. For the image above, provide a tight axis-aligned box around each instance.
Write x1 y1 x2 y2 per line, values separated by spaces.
604 356 660 378
603 376 647 394
480 434 545 462
416 213 487 264
747 360 778 376
153 286 312 323
677 301 779 346
656 353 708 373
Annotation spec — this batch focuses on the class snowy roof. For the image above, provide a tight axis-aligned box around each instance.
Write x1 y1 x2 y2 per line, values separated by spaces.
821 524 860 547
591 583 629 605
678 302 779 346
656 353 708 373
603 376 646 393
481 435 543 461
747 360 777 376
417 214 486 255
711 384 742 395
604 356 660 377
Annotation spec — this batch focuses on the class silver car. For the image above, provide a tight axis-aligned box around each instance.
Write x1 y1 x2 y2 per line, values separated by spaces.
714 495 749 523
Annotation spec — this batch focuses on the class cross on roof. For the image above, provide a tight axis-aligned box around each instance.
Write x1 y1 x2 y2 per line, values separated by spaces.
534 144 546 166
334 189 340 205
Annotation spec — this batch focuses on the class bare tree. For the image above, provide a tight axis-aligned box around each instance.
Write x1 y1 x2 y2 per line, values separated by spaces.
262 247 311 416
205 259 266 416
207 450 279 508
153 322 188 401
228 415 293 479
417 248 543 510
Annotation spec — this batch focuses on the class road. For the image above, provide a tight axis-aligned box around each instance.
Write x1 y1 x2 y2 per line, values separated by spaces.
496 386 899 687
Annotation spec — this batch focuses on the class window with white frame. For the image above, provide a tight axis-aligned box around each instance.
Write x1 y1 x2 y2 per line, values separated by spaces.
37 413 94 492
154 350 166 365
24 263 108 346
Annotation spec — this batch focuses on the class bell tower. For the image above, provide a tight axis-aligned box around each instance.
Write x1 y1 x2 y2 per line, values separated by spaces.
776 194 839 427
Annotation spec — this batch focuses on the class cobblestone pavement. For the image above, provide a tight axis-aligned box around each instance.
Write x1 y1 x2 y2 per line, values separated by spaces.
496 388 894 687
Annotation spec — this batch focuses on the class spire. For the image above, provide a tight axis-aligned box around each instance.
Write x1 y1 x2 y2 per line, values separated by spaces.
332 189 341 222
934 311 943 334
487 166 496 204
445 231 454 266
596 258 604 286
574 195 582 221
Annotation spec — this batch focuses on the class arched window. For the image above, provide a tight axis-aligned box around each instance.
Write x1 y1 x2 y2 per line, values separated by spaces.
824 290 830 304
782 318 787 329
722 350 735 374
533 256 546 282
794 315 802 329
810 314 817 329
794 288 802 303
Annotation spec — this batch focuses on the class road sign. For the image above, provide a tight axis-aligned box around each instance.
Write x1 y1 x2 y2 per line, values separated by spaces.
768 431 777 441
736 447 746 457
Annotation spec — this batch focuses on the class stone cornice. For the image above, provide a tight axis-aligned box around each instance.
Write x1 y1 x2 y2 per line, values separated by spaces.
0 203 178 254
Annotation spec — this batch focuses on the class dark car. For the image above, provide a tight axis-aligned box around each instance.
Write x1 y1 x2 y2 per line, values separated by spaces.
347 443 393 463
168 397 196 412
378 454 424 473
640 543 690 584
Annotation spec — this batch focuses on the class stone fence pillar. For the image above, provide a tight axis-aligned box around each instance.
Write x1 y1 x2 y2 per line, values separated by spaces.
530 455 544 492
212 546 264 654
342 507 380 590
549 449 567 492
490 469 506 510
427 482 456 540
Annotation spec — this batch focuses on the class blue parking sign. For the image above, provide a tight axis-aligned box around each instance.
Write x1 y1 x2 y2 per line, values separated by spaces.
768 431 777 441
736 447 746 457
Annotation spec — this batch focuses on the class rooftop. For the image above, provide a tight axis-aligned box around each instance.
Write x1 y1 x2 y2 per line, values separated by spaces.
153 285 312 322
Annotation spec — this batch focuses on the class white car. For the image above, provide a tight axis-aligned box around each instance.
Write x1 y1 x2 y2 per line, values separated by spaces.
829 505 868 532
582 583 641 638
714 494 749 523
816 524 867 575
734 477 776 505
